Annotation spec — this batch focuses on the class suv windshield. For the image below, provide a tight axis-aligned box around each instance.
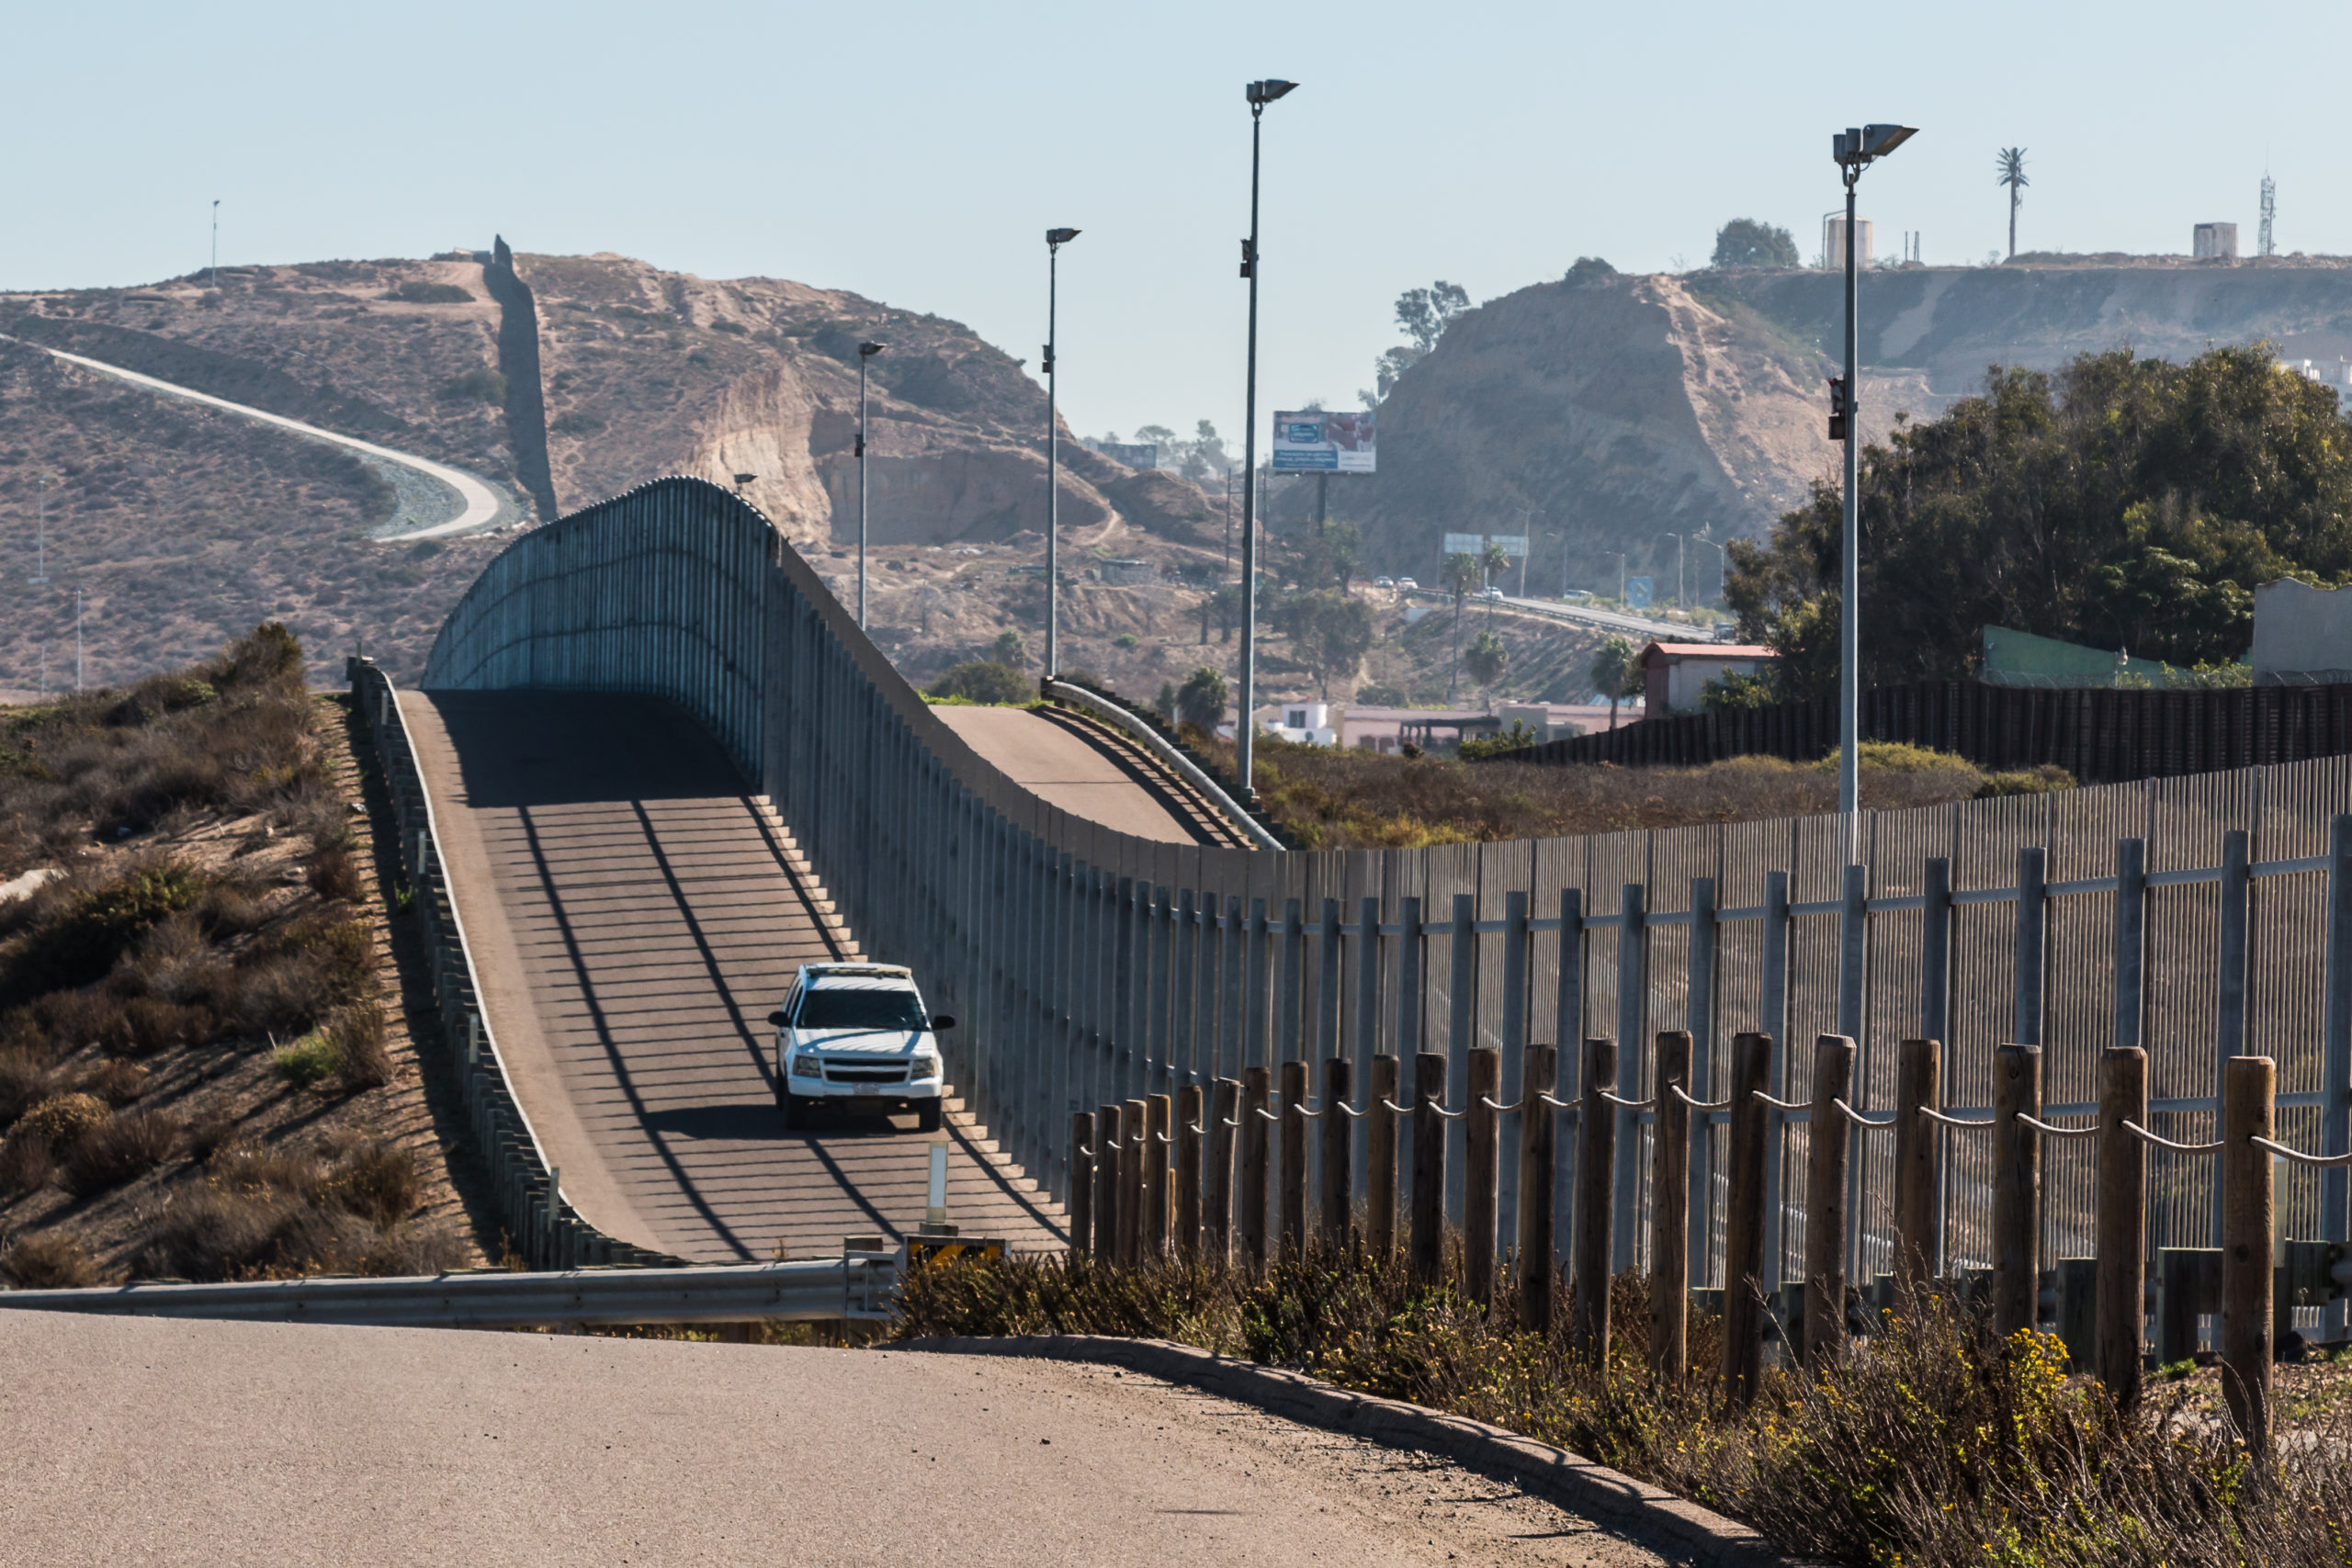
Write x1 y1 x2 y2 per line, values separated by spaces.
794 987 928 1032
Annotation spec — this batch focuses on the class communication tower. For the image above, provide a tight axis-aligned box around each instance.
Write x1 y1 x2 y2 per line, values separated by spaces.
2259 173 2277 258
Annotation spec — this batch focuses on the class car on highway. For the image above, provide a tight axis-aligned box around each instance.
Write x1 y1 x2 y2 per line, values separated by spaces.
1373 576 1395 589
767 963 954 1132
1396 576 1419 592
1478 585 1504 602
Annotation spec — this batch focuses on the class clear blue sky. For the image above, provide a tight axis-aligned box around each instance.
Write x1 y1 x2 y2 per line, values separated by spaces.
7 1 2346 443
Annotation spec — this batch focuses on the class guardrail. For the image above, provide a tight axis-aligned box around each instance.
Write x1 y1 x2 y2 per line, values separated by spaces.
0 1258 895 1329
346 655 683 1270
1042 678 1283 851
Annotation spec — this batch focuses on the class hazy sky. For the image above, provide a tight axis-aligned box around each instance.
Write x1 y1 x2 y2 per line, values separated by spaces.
7 1 2346 444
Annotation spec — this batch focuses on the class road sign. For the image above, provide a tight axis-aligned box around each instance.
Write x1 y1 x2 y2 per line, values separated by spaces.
1625 576 1655 610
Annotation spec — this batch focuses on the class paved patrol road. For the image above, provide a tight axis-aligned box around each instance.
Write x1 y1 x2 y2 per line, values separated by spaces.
405 689 1064 1262
0 1311 1669 1568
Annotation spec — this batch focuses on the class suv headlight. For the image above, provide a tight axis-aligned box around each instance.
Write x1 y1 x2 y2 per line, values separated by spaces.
790 1052 826 1079
910 1050 941 1079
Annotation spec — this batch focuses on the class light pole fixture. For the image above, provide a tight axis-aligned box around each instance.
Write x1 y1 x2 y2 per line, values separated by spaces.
30 472 52 586
1661 532 1684 614
1829 122 1917 853
74 587 85 694
1043 226 1080 678
1235 75 1296 807
856 339 886 629
210 200 220 290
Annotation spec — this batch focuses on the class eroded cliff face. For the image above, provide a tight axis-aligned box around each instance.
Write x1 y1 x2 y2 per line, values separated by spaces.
517 252 1192 551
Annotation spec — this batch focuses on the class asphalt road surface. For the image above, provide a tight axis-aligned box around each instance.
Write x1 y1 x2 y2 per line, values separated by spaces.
405 689 1066 1261
933 705 1250 846
0 1311 1668 1568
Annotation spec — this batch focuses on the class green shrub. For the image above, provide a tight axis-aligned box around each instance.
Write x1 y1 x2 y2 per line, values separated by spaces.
390 281 473 305
438 367 506 403
1974 764 2076 797
136 1134 447 1280
62 1109 182 1196
0 862 207 1006
927 661 1033 705
1458 721 1542 761
1113 632 1139 649
272 1032 340 1088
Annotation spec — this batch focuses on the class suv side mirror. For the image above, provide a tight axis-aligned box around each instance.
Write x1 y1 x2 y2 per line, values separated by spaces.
765 1010 788 1028
930 1014 956 1031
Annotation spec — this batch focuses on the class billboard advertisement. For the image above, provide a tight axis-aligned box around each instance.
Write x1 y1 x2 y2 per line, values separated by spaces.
1272 410 1376 472
1442 533 1529 557
1099 442 1159 471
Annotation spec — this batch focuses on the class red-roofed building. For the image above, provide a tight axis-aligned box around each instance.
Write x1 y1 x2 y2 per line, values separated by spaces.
1639 641 1775 716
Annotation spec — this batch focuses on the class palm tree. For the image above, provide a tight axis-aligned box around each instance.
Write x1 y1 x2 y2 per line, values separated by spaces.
1996 148 2029 261
1589 634 1636 730
1479 541 1511 623
1441 551 1481 699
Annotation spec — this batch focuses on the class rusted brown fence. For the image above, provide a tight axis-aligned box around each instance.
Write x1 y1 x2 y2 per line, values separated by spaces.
1513 679 2352 784
1072 1034 2338 1455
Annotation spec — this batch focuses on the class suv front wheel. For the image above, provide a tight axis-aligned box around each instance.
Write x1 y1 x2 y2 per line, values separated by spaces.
778 1085 807 1131
916 1101 943 1134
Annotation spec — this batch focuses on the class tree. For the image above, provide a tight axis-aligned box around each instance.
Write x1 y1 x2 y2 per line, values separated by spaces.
1589 635 1637 729
1281 517 1362 592
1712 219 1799 269
1479 540 1512 620
928 661 1033 704
1565 256 1618 287
1134 424 1178 469
1724 345 2352 699
1996 148 2029 260
1440 551 1482 698
1275 590 1376 698
1205 582 1246 644
1175 665 1229 731
990 629 1026 669
1464 629 1508 699
1367 280 1472 402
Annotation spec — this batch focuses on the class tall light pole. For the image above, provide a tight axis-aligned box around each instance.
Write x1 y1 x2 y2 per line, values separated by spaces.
210 199 220 289
1830 123 1917 854
1235 76 1297 807
1691 534 1726 612
74 588 85 693
1043 227 1080 678
1662 532 1684 613
855 339 886 629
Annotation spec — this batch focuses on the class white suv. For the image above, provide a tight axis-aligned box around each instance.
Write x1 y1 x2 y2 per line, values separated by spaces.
766 963 953 1133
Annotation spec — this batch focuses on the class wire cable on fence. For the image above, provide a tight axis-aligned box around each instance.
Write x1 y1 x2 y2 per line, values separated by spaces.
1831 1098 1898 1129
1669 1084 1730 1111
2122 1120 2224 1155
1753 1090 1810 1111
1599 1091 1655 1110
1294 1103 1322 1119
1332 1101 1368 1119
1252 1105 1282 1122
2252 1135 2352 1168
1535 1091 1578 1110
1380 1098 1416 1115
1480 1095 1521 1113
1424 1102 1468 1120
1919 1106 1994 1130
2018 1114 2100 1138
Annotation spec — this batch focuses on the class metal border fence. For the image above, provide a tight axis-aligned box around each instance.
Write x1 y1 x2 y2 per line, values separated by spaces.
422 478 2352 1308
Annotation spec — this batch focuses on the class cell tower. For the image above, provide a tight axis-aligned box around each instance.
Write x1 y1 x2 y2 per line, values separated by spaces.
2260 172 2277 258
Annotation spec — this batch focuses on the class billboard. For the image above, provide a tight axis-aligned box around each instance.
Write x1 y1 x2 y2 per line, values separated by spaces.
1442 533 1529 557
1272 410 1376 472
1100 442 1159 470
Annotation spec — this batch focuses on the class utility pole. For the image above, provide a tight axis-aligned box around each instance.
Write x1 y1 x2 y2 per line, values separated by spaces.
1663 532 1684 613
74 588 85 692
1043 227 1080 678
210 200 220 289
1235 76 1298 806
30 473 51 586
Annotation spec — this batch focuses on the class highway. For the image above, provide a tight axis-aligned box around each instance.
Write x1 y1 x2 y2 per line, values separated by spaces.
0 333 514 540
405 688 1069 1261
0 1311 1666 1567
1403 585 1694 643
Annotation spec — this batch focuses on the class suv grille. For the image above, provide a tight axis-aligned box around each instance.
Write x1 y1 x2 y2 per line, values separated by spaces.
824 1061 909 1084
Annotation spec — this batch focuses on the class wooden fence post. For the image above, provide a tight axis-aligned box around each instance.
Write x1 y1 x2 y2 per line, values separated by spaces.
1651 1031 1692 1378
2097 1045 2148 1407
1240 1067 1272 1272
1411 1052 1448 1285
1145 1093 1171 1257
1280 1059 1309 1257
1465 1046 1501 1308
1070 1110 1095 1260
1175 1084 1203 1262
2221 1054 2275 1461
1205 1078 1238 1266
1721 1032 1773 1408
1094 1101 1121 1263
1121 1098 1148 1267
1993 1045 2042 1338
1574 1036 1618 1361
1518 1043 1559 1336
1320 1055 1353 1247
1895 1038 1941 1291
1369 1055 1400 1258
1807 1034 1855 1369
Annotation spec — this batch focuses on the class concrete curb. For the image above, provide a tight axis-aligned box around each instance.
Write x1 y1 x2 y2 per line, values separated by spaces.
898 1334 1808 1568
